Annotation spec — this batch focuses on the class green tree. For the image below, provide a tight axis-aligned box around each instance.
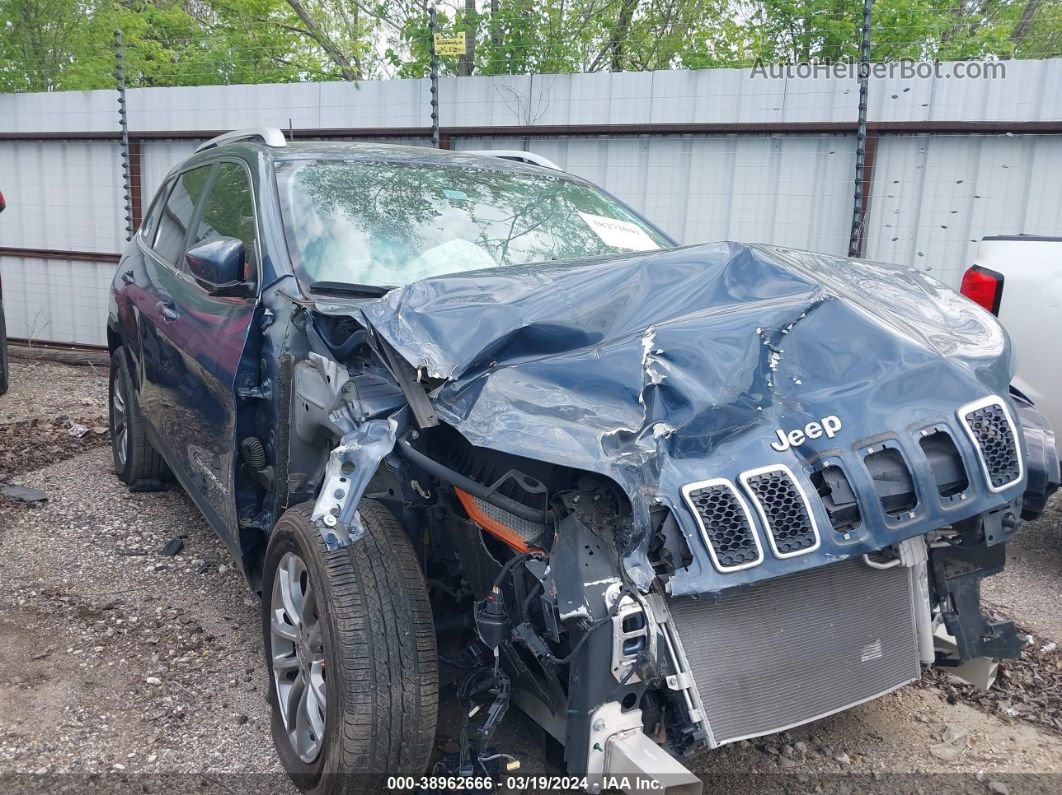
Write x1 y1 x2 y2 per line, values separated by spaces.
1 0 1060 92
0 0 117 91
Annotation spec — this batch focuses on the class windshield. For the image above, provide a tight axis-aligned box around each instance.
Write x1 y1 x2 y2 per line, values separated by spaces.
275 158 671 288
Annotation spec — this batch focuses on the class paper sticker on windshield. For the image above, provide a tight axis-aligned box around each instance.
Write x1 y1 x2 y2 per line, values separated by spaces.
578 212 660 252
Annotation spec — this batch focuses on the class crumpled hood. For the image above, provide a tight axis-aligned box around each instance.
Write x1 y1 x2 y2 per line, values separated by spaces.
357 242 1021 595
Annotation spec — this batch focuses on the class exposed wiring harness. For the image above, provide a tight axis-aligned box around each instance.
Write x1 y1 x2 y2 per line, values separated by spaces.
542 584 635 666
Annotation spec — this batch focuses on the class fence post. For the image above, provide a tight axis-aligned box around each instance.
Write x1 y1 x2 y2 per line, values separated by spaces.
429 7 440 148
848 0 873 257
114 31 133 242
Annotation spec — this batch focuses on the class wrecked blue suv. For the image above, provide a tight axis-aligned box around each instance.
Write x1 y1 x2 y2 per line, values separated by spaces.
108 129 1059 794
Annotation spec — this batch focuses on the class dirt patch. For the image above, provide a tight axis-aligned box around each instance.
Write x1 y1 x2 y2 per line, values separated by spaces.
0 415 110 484
923 625 1062 737
0 359 110 510
984 502 1062 641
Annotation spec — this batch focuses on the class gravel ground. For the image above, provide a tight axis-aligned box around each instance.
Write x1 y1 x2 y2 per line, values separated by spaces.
983 505 1062 641
1 358 1061 793
0 360 108 424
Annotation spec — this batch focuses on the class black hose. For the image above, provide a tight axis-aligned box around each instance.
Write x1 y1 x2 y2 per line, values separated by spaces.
521 581 544 619
491 552 530 593
240 437 266 471
396 437 554 525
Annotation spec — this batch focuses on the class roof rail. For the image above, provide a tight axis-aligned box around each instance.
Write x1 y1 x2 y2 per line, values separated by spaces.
195 127 287 153
464 150 562 171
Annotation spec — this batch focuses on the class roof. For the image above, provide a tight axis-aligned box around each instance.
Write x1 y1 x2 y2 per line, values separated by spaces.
190 135 566 177
269 141 564 174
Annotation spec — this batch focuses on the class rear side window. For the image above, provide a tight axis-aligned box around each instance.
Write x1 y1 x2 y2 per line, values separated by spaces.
140 177 173 243
153 166 212 267
190 162 259 283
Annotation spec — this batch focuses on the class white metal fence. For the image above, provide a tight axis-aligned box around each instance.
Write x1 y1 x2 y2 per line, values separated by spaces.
1 61 1061 345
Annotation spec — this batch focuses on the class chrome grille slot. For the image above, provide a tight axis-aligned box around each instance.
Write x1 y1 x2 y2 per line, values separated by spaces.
810 464 861 533
740 465 819 558
681 479 762 572
959 397 1022 492
918 430 969 498
864 447 917 516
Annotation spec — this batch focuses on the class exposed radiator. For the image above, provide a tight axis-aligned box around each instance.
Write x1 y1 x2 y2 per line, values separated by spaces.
668 558 921 745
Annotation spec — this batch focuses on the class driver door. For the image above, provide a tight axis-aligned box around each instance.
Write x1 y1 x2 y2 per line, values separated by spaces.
140 161 261 548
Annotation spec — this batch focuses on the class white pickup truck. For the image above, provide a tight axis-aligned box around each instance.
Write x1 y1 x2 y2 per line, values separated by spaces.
963 235 1061 480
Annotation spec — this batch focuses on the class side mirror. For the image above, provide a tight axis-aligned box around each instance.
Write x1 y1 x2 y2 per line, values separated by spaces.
185 237 251 296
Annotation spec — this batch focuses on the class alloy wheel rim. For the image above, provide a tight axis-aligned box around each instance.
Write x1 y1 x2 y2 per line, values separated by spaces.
111 375 128 468
270 551 327 763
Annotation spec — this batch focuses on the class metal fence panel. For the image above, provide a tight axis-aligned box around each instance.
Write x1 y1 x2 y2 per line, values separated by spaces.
6 60 1061 135
864 134 1062 287
1 63 1060 345
0 140 125 253
1 255 115 345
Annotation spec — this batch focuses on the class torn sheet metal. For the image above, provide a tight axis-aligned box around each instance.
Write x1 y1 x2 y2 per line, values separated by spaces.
351 242 1022 594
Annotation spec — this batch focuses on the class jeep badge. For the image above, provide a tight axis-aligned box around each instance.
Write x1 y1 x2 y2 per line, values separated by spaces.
770 415 842 452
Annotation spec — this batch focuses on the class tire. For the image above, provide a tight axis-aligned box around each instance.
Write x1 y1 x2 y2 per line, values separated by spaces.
262 500 438 794
109 347 170 488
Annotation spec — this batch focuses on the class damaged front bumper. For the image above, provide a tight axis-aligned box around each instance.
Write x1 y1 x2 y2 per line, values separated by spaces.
572 538 1017 795
553 470 1053 794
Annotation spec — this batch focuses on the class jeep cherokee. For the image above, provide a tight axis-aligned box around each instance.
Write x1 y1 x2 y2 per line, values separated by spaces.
107 128 1060 794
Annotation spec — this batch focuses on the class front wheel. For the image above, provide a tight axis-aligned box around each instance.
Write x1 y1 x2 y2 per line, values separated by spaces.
262 500 438 793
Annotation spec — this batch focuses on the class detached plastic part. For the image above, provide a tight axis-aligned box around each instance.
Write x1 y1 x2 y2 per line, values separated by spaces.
933 625 999 689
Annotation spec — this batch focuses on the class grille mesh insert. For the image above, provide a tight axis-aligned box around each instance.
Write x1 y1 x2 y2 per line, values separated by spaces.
471 495 549 543
669 559 921 745
964 403 1020 489
743 469 817 555
684 483 760 570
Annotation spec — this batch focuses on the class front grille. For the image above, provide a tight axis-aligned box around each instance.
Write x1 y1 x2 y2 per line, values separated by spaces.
919 430 968 498
959 398 1022 491
740 466 819 557
810 464 861 533
864 447 917 515
681 479 762 572
668 558 921 745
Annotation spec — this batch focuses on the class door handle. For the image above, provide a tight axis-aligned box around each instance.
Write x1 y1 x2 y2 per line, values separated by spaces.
155 301 179 322
120 269 135 285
